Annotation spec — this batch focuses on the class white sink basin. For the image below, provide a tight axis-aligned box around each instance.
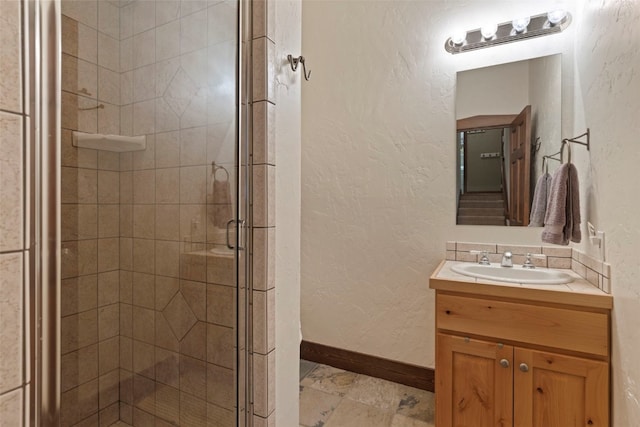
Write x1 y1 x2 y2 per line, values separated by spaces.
450 263 574 285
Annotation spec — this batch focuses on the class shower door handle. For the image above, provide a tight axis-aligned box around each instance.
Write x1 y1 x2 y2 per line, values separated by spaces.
226 219 246 250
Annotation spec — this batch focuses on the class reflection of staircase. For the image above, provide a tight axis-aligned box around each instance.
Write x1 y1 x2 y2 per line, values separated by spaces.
457 193 506 225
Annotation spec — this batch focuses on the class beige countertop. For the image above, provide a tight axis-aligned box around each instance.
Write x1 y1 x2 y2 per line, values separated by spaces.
430 260 613 310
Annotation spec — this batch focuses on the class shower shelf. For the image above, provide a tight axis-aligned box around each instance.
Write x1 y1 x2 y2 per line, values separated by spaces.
72 131 146 152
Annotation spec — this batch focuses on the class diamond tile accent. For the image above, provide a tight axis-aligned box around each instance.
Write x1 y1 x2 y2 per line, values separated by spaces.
163 67 197 117
162 292 197 341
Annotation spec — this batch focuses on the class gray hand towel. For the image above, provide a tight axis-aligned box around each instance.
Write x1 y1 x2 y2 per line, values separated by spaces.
529 172 552 227
541 163 581 245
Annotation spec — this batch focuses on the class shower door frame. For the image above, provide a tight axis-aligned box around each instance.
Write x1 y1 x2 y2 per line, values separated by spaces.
31 0 254 424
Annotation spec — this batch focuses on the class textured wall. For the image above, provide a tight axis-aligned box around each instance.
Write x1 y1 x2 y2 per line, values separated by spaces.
572 1 640 424
273 1 302 426
301 0 574 368
302 0 640 423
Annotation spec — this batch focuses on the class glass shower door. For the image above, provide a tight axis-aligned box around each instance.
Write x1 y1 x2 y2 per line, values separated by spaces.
58 0 248 425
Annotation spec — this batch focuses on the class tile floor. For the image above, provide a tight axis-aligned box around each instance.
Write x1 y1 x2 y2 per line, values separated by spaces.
299 360 435 427
111 361 435 427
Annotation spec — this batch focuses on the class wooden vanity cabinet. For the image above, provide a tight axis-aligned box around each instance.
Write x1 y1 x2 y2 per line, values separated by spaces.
435 291 610 427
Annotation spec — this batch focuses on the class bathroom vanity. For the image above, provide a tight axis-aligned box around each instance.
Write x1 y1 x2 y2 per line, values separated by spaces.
430 260 613 427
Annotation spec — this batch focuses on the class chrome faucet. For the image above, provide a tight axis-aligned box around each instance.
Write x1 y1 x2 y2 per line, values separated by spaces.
471 250 490 265
501 251 513 268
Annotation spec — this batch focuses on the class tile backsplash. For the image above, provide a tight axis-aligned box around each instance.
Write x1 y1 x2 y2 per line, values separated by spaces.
446 241 611 294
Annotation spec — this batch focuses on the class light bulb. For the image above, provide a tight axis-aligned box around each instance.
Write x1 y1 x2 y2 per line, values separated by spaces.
547 9 567 25
480 23 498 40
512 16 531 33
451 31 467 46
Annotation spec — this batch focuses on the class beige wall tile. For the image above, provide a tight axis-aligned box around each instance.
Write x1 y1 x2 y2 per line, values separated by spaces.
156 240 181 277
120 271 133 304
98 170 120 204
0 0 22 113
62 128 98 169
133 30 156 69
98 204 119 238
98 271 119 307
163 292 197 340
133 340 156 379
62 274 98 317
99 336 119 376
180 127 207 166
132 374 155 414
180 11 207 54
133 205 156 239
133 135 156 171
251 37 275 103
120 236 133 271
253 165 275 227
120 37 134 74
0 253 23 394
98 101 121 136
62 0 98 28
98 33 119 72
133 170 156 204
206 363 234 409
62 239 98 279
180 355 207 398
180 321 207 361
133 307 155 344
132 272 155 309
98 303 119 340
155 312 180 352
98 238 119 272
61 344 98 392
133 99 156 136
207 284 235 327
207 402 234 427
157 20 181 61
155 348 179 389
156 0 180 26
156 383 180 425
179 204 206 242
156 97 181 134
180 166 207 204
155 276 179 311
61 309 98 354
179 252 207 283
120 338 133 374
180 280 206 321
62 17 98 65
253 227 275 290
62 53 98 98
180 392 207 426
252 101 275 165
120 171 133 203
456 242 497 253
120 303 133 338
156 132 180 168
206 255 234 287
98 149 120 171
156 168 180 204
206 324 234 369
156 205 181 241
98 0 119 39
100 402 120 426
208 2 236 45
60 378 99 426
133 0 156 35
62 204 98 242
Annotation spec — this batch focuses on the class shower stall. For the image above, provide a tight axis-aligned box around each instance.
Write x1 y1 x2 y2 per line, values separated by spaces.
33 0 252 425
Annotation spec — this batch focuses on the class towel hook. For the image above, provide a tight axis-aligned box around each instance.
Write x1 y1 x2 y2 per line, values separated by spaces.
561 140 572 164
212 161 229 181
287 54 311 81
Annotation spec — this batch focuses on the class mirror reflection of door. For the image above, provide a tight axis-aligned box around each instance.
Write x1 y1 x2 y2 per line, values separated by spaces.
456 105 531 226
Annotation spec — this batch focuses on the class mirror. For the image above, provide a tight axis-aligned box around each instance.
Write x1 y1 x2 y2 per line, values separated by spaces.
455 54 561 226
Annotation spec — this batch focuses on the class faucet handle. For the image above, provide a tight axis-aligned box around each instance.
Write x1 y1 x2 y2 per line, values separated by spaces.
523 253 547 269
471 250 491 265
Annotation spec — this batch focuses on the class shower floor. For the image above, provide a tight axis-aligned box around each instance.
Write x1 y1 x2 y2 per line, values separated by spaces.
299 360 435 427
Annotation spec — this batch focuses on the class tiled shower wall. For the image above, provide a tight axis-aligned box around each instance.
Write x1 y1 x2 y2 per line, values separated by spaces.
0 0 29 426
60 0 241 425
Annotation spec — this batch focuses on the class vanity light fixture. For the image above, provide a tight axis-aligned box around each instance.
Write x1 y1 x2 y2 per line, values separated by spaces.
445 10 571 54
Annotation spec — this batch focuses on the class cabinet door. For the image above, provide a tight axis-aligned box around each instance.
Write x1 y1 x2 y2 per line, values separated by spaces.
436 334 513 427
514 348 609 427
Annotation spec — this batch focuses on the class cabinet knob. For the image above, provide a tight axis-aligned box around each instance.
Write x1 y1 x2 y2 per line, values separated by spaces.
499 359 510 368
519 363 529 372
